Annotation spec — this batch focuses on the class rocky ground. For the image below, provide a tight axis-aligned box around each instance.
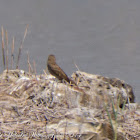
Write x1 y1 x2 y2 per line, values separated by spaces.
0 69 139 140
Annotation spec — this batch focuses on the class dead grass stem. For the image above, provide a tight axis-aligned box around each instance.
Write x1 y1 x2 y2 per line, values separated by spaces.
11 37 15 69
27 51 33 74
16 24 29 69
1 26 5 70
5 29 9 72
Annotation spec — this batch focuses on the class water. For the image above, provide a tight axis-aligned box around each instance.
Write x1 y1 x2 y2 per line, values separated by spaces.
0 0 140 102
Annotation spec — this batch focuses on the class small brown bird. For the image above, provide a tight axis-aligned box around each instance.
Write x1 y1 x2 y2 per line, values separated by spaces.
47 54 77 85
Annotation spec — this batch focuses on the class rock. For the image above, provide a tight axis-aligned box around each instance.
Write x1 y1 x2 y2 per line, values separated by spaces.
0 69 139 139
71 71 135 107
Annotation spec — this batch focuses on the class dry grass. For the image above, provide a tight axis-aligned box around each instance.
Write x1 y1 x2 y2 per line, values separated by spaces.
0 27 139 139
16 24 29 69
1 26 5 70
1 25 37 73
11 37 15 69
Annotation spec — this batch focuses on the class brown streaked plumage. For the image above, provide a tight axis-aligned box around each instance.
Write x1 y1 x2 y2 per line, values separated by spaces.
47 54 76 85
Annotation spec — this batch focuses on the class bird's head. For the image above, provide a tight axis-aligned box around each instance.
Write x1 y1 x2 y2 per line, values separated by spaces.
48 54 56 64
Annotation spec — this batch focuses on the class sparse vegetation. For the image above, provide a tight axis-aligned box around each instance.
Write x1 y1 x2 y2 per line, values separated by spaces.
0 27 139 139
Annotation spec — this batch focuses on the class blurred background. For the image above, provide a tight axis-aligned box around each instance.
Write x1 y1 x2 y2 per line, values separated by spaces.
0 0 140 102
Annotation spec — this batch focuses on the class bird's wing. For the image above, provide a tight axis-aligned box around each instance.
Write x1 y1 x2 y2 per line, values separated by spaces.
48 63 70 81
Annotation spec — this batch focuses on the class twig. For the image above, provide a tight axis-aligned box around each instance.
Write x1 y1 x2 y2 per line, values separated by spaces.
16 24 29 69
73 60 91 88
27 51 33 73
5 29 8 72
11 37 15 69
1 26 5 70
73 60 80 71
43 69 47 75
33 60 38 82
33 60 37 75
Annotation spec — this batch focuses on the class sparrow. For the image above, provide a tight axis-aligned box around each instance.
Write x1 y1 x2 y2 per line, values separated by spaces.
47 54 77 85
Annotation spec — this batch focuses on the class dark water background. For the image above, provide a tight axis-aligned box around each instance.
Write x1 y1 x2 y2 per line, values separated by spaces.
0 0 140 102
